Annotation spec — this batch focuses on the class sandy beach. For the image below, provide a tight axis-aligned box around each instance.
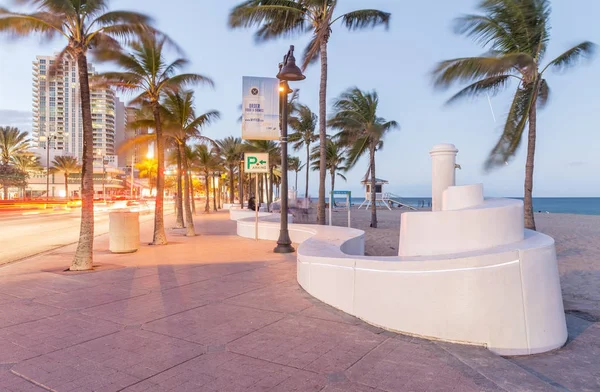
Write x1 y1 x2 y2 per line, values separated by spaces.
316 206 600 321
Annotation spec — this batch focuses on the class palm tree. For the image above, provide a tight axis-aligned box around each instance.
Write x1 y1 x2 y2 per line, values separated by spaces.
11 154 41 172
136 158 158 195
287 156 304 193
0 127 30 165
329 87 398 228
11 154 42 198
193 144 220 213
163 90 220 236
432 0 595 230
50 156 80 199
311 139 347 203
229 0 391 225
100 34 214 244
289 104 318 200
216 137 245 205
0 0 155 270
184 145 198 214
0 164 28 200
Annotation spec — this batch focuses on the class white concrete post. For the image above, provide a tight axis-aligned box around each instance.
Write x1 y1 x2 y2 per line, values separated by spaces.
430 144 458 211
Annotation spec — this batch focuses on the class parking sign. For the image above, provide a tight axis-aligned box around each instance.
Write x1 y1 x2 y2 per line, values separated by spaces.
244 153 269 173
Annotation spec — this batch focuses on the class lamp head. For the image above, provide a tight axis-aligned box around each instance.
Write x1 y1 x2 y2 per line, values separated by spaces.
276 45 306 81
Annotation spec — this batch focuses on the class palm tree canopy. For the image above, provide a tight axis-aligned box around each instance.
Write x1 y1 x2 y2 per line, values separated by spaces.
228 0 390 68
50 155 81 175
288 155 304 172
11 154 42 172
329 87 398 169
432 0 595 168
98 33 214 104
0 126 30 165
193 144 222 175
310 138 347 180
216 136 245 168
289 104 318 151
136 157 157 179
0 0 155 65
161 90 220 144
244 139 281 167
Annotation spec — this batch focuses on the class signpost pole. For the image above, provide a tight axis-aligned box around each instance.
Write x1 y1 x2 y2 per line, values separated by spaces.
347 193 351 228
255 173 259 240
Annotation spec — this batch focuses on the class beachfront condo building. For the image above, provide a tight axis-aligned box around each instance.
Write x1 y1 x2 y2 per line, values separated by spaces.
31 54 125 166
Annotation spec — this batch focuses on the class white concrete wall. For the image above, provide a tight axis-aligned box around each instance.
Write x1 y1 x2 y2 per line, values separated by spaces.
231 209 567 356
442 184 484 211
399 198 524 257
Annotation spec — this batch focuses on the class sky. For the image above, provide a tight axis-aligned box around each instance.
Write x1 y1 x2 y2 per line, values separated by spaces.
0 0 599 197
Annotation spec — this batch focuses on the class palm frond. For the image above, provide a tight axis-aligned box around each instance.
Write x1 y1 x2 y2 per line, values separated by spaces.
543 41 596 73
432 54 533 88
90 11 153 28
485 82 536 170
116 133 155 154
446 75 512 105
0 10 66 39
453 14 520 52
228 0 306 34
340 9 390 30
301 33 320 70
163 73 215 91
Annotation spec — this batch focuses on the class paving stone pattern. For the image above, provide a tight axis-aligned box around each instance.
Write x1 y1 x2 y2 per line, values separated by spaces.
0 211 598 391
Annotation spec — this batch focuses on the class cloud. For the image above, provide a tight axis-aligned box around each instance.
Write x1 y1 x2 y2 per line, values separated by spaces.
567 161 587 167
0 109 32 132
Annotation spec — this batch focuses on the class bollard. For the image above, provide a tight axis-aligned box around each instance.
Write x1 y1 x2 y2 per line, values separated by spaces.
109 210 140 253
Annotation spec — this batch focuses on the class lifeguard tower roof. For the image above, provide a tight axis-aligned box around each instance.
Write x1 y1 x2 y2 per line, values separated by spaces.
360 178 388 185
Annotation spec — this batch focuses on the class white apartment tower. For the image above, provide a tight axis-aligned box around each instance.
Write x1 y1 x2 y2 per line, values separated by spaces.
32 54 121 164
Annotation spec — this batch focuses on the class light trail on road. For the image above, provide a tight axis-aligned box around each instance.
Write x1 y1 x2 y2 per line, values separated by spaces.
0 208 160 265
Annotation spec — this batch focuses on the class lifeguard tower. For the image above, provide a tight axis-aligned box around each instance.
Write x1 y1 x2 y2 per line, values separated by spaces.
358 178 416 210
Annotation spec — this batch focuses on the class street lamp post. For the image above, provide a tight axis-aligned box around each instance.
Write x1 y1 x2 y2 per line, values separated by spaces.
274 45 305 254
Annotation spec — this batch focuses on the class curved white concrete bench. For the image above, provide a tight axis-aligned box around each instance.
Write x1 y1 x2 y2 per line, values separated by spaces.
232 210 567 356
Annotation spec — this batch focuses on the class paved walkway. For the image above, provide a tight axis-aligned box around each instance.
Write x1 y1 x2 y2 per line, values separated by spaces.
0 211 598 392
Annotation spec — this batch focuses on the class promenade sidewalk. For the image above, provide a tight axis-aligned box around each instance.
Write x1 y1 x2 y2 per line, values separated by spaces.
0 211 598 391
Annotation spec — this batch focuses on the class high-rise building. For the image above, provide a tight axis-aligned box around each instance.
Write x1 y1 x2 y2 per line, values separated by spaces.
32 54 122 165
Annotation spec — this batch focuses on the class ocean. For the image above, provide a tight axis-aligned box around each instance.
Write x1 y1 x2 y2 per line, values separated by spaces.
313 197 600 216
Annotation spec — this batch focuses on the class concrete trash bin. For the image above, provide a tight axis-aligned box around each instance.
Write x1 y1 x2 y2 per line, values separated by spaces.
109 210 140 253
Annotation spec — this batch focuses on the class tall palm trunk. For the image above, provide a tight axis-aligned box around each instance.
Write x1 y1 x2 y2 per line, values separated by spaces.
238 163 244 207
330 168 335 196
179 143 195 236
151 102 167 245
295 170 298 192
71 52 95 271
229 165 235 204
317 40 328 225
268 166 274 211
212 176 218 211
370 143 377 228
524 87 539 231
305 144 310 200
2 183 8 200
204 174 210 212
174 145 184 228
189 172 196 214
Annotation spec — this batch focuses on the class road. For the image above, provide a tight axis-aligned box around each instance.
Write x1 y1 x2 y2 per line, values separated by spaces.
0 207 167 265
